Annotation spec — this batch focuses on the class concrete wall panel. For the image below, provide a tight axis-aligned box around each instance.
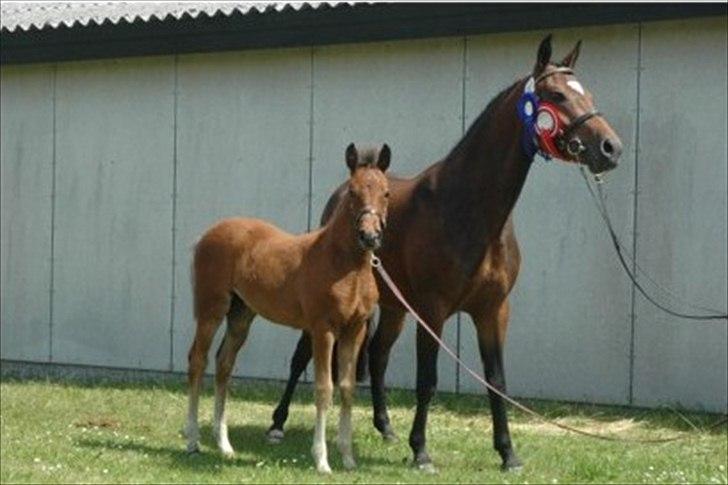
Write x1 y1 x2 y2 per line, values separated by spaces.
459 25 639 405
173 48 311 380
311 37 465 392
0 65 54 362
633 17 728 412
52 57 174 369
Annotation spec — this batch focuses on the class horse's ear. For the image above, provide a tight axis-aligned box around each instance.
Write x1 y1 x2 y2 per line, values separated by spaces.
345 143 358 172
560 40 582 68
534 34 553 75
377 144 391 172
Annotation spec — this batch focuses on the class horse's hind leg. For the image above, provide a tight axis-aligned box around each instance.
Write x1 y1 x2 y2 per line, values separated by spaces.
214 294 256 457
186 297 229 453
267 331 312 443
336 320 367 470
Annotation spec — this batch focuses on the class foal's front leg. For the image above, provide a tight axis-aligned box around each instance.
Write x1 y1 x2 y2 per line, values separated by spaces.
336 320 367 470
311 330 335 473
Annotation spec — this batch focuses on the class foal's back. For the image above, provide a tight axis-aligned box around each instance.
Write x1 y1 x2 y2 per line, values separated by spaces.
193 217 315 326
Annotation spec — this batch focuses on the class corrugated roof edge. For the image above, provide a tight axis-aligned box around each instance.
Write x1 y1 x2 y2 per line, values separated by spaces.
0 2 356 33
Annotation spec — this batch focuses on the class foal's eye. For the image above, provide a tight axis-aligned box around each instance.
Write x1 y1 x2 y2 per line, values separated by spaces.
384 191 390 198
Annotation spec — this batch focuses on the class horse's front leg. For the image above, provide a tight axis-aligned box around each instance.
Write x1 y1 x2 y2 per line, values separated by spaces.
336 320 367 470
408 312 445 473
470 300 522 471
369 307 406 440
311 329 335 474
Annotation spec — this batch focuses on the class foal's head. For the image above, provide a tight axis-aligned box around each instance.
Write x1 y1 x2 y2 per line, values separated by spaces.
530 35 623 174
344 143 391 251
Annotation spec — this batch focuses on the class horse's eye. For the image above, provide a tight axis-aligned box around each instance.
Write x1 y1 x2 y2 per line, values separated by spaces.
384 191 390 198
550 91 566 103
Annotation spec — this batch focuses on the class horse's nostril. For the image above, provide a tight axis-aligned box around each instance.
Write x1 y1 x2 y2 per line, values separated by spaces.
601 139 614 156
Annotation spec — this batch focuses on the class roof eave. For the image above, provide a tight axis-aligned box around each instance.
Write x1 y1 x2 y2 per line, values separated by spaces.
2 3 726 65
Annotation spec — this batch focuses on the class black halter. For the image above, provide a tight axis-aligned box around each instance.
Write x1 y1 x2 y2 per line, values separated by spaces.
535 67 603 158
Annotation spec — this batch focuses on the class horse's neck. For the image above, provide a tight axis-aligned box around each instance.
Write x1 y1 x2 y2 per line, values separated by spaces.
435 80 533 255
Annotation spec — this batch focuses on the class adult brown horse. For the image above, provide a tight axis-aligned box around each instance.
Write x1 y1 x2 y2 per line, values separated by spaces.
267 35 623 471
185 144 391 473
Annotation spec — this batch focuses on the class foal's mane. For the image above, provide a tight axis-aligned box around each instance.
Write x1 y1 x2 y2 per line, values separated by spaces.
445 78 524 162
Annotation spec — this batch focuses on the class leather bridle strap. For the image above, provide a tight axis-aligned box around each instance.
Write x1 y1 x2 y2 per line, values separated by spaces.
355 207 385 229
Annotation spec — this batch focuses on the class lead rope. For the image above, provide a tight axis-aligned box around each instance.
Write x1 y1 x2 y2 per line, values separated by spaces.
370 255 726 443
579 167 728 321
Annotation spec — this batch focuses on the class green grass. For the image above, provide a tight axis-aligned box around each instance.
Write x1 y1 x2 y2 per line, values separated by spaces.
1 376 726 484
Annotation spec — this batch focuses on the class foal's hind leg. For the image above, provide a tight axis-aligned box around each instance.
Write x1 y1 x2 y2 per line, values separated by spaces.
214 295 256 457
186 298 229 453
336 320 367 470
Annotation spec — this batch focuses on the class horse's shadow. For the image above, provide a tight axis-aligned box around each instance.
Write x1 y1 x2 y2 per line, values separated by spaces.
76 423 398 471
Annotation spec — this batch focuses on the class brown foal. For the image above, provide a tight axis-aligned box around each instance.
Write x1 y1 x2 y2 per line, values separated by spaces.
185 143 391 473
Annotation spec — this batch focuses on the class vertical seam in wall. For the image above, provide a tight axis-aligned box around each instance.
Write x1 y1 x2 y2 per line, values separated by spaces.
303 46 315 382
169 54 179 372
456 35 468 394
306 48 315 233
628 23 643 405
49 63 57 363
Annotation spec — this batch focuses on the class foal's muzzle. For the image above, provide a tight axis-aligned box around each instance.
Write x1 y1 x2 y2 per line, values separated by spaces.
356 207 385 251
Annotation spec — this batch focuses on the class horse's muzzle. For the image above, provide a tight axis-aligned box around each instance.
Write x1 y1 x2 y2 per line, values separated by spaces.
586 135 622 174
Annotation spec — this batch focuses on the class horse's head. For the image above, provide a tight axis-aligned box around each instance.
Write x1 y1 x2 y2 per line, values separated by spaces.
528 35 623 174
344 142 391 251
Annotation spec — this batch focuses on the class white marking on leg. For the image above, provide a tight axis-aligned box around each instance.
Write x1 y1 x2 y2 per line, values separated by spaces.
214 385 234 456
312 389 332 474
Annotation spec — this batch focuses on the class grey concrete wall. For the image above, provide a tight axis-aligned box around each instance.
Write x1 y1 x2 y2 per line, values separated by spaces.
1 17 726 412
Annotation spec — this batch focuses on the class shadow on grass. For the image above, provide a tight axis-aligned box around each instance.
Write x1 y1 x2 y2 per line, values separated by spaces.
75 423 397 472
5 373 726 437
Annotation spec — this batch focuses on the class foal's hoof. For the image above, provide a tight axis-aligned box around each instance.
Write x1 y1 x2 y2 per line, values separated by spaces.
186 442 200 454
316 463 332 474
382 429 399 443
266 428 285 444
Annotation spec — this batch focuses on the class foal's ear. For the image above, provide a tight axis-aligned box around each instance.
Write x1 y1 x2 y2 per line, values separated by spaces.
534 34 553 75
560 40 582 68
345 143 358 172
377 144 391 172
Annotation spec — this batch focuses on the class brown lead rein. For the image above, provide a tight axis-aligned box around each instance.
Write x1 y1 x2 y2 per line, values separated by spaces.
370 255 725 444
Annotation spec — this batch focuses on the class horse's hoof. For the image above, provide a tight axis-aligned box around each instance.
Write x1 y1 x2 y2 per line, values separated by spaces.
415 461 437 474
382 430 399 443
266 428 285 444
500 457 524 472
316 463 332 474
186 442 200 454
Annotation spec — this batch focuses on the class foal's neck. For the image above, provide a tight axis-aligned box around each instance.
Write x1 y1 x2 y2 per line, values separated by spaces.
319 194 371 270
439 79 533 243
